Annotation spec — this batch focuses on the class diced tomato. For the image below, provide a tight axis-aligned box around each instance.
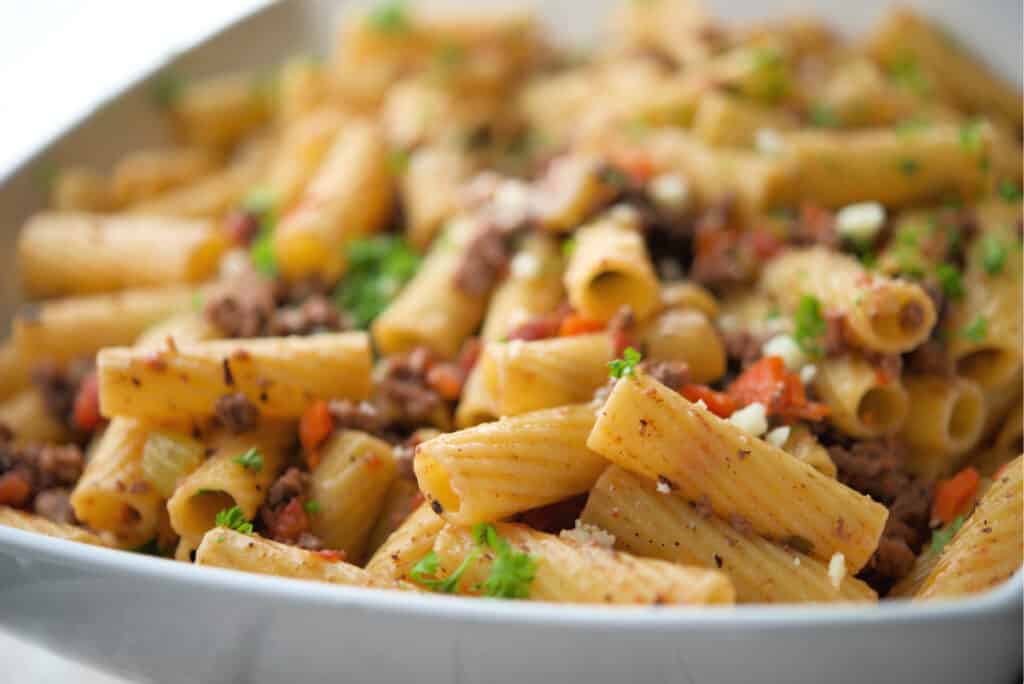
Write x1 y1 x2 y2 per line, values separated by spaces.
457 337 483 375
748 227 784 259
72 373 102 432
0 471 32 507
269 498 310 542
727 356 829 421
315 549 347 562
932 467 981 525
614 150 656 184
426 364 464 401
299 400 334 469
679 385 738 418
559 314 605 337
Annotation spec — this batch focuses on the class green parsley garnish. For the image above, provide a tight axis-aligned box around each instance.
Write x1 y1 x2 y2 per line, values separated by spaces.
561 238 577 257
242 187 278 276
935 264 964 300
899 158 920 176
303 499 322 515
191 290 204 312
608 347 642 379
367 1 409 34
980 235 1008 275
958 118 984 153
232 448 263 472
410 549 479 594
895 117 929 136
472 523 537 599
387 148 410 175
152 71 186 108
808 103 839 128
929 515 965 554
887 54 931 96
793 294 827 358
962 315 988 343
748 47 789 101
997 179 1023 203
334 236 421 328
215 506 254 534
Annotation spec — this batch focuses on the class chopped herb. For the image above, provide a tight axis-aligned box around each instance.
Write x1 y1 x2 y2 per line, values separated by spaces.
367 1 409 34
748 47 788 101
962 315 987 343
387 148 410 175
472 523 537 599
410 549 479 594
561 238 577 257
242 187 279 276
793 294 826 358
958 118 984 153
435 43 466 68
935 264 964 299
303 499 322 515
232 447 263 472
887 54 930 96
215 506 254 534
980 235 1008 275
997 179 1023 203
191 290 204 312
152 71 186 108
929 515 964 554
895 117 929 136
899 158 920 176
333 236 421 328
808 103 839 128
608 347 642 379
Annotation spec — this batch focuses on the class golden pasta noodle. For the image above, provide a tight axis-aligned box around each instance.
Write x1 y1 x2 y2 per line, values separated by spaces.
639 308 726 384
169 71 273 151
17 213 227 297
812 354 910 438
580 465 875 603
97 333 371 420
0 506 109 547
431 522 735 605
0 389 70 445
365 503 444 583
414 403 606 526
587 372 889 571
111 146 219 206
900 375 985 479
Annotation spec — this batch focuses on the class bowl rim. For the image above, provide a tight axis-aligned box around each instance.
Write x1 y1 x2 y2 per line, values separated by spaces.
2 524 1020 628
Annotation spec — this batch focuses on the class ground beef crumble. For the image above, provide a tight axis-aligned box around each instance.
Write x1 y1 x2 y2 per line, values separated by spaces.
214 393 261 433
258 466 321 549
453 224 514 296
825 434 933 593
0 428 85 523
30 359 94 432
205 271 348 338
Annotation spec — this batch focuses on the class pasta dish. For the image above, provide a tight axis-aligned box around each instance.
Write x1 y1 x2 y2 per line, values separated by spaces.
0 0 1021 607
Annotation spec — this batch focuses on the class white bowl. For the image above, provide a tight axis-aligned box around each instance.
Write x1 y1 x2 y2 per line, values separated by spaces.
1 2 1021 682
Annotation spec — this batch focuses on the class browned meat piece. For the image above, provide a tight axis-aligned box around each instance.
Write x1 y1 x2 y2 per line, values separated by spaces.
453 225 512 296
204 271 276 338
214 393 261 433
640 360 690 392
33 488 75 524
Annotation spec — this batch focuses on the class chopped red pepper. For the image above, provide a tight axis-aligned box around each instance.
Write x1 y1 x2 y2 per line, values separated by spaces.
0 471 32 507
559 314 605 337
679 385 738 418
72 373 102 432
299 400 334 470
727 355 829 421
932 467 980 525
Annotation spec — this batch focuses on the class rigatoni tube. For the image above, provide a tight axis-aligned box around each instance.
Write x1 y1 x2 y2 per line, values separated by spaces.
17 213 226 297
414 403 606 526
98 333 371 420
587 372 888 571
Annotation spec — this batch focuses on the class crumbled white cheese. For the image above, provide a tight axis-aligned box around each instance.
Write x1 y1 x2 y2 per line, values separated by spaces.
693 399 708 410
606 203 640 229
728 402 768 437
648 173 690 212
836 202 886 243
792 556 801 567
755 128 785 156
761 334 807 371
219 248 251 278
765 425 791 449
800 364 818 384
828 552 846 589
717 314 739 334
560 520 616 549
656 479 672 494
510 252 541 279
491 179 532 229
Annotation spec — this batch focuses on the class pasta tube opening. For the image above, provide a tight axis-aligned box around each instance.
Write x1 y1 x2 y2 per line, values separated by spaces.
850 284 936 353
413 452 461 518
947 386 984 446
955 348 1020 389
177 490 238 539
856 386 909 434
